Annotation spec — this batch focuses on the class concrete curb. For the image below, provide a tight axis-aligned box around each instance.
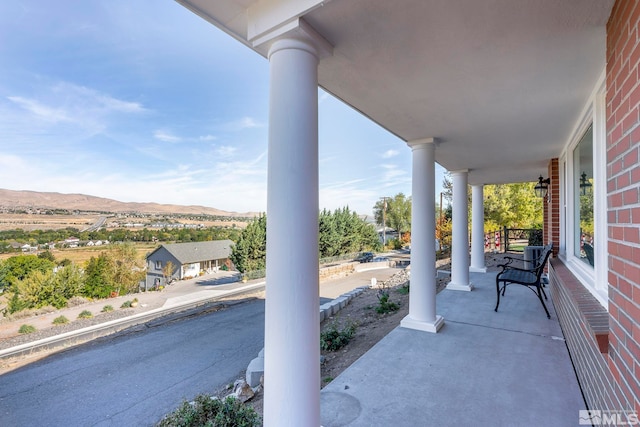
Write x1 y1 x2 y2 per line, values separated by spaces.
0 282 265 360
245 285 370 387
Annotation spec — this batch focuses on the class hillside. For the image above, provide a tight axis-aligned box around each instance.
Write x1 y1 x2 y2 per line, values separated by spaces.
0 188 258 217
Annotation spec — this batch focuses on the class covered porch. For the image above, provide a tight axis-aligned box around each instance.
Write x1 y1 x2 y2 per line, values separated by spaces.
320 269 584 426
173 1 635 425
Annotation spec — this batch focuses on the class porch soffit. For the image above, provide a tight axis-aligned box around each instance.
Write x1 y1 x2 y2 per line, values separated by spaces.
176 0 614 186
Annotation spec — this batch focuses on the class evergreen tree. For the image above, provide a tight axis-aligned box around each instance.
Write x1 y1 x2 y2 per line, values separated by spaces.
230 214 267 273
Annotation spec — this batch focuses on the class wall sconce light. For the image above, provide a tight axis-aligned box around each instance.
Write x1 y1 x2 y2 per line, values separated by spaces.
580 171 592 195
534 175 551 198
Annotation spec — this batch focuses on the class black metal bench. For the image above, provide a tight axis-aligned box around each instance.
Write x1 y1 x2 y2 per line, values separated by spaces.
494 243 554 318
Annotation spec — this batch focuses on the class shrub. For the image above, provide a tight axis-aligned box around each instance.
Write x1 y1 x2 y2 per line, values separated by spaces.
397 283 410 295
157 395 261 427
120 300 132 308
376 290 400 314
18 324 36 334
101 305 114 313
528 228 543 246
320 320 357 352
52 315 69 325
67 296 89 307
78 310 93 319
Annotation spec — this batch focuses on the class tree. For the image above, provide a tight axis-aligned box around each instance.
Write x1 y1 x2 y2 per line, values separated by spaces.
319 207 379 257
109 242 145 295
83 254 114 298
0 255 55 292
230 210 379 272
373 193 412 236
162 261 177 285
230 214 267 273
483 183 542 230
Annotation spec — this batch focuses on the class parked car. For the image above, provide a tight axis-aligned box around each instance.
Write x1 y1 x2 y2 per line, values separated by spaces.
357 252 374 263
371 256 390 262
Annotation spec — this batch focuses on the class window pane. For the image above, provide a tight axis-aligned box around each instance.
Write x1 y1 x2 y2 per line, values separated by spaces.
573 126 594 267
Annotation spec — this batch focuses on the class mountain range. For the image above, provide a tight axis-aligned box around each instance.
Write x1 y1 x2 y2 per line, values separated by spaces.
0 188 258 217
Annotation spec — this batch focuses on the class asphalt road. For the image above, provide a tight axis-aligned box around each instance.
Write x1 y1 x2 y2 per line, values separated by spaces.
0 298 265 427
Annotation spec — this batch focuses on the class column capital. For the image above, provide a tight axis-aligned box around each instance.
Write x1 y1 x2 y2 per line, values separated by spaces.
406 137 438 150
254 18 333 60
450 169 469 175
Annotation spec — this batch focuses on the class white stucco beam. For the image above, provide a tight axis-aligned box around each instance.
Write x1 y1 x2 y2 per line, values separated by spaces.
247 0 328 43
252 17 332 60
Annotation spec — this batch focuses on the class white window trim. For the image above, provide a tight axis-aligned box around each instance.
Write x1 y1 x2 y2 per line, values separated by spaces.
559 69 608 308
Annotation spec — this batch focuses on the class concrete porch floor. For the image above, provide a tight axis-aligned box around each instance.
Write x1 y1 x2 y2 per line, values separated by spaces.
321 270 585 427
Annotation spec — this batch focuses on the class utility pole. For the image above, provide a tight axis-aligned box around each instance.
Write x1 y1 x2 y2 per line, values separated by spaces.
381 197 388 248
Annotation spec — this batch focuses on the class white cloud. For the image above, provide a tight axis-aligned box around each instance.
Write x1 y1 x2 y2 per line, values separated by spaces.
214 145 237 158
382 149 399 159
221 116 264 132
154 130 181 143
199 134 217 141
7 96 73 123
50 82 147 114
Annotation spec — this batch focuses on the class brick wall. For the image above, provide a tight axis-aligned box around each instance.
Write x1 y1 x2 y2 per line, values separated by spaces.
605 0 640 414
546 158 560 256
548 0 640 416
550 260 623 411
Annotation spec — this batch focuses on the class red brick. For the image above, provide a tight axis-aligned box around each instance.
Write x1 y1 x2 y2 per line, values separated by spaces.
612 159 624 175
623 188 639 204
632 165 640 183
624 226 640 243
610 192 624 207
625 262 640 284
624 147 639 168
626 302 640 328
619 172 632 189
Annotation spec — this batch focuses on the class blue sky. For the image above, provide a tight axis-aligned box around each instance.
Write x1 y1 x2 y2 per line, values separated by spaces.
0 1 445 216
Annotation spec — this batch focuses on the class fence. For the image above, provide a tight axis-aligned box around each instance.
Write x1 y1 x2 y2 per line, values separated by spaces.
485 227 542 253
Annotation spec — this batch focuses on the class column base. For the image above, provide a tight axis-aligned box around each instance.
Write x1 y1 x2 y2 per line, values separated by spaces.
446 282 474 291
469 266 487 273
400 314 444 333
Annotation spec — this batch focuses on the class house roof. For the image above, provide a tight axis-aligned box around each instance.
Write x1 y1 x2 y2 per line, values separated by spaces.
177 0 614 185
152 240 233 264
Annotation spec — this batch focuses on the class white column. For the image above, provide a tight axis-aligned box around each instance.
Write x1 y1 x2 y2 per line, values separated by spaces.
447 170 474 291
470 184 487 273
264 37 320 426
401 138 444 333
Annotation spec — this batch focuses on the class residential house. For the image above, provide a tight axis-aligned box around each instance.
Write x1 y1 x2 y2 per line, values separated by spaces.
176 1 639 425
145 240 234 289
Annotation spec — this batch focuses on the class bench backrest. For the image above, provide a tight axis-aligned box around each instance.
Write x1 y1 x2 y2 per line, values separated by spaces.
532 243 553 279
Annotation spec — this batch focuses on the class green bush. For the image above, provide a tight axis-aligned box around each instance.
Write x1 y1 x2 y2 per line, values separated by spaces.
528 228 543 246
157 395 260 427
376 290 400 314
52 315 69 325
397 283 410 295
101 305 114 313
78 310 93 319
320 320 357 352
18 324 36 334
120 300 132 308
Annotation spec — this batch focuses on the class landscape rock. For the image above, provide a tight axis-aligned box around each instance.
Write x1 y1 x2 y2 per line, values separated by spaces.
233 379 255 403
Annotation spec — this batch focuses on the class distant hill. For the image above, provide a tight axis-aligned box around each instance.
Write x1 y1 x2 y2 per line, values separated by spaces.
0 188 258 217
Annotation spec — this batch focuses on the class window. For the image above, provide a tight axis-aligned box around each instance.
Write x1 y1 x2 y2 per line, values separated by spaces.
559 71 607 307
573 126 594 267
155 260 162 270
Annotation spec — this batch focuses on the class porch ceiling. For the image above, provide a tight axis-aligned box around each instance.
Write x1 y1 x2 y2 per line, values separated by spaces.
177 0 614 185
